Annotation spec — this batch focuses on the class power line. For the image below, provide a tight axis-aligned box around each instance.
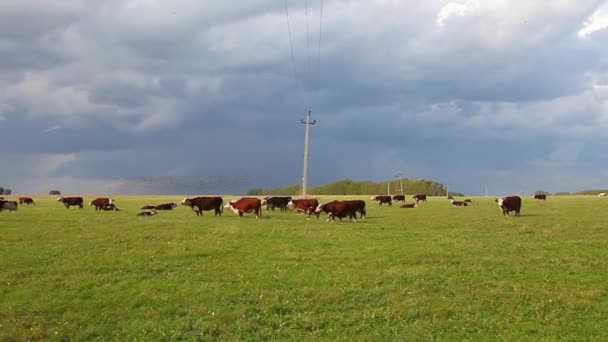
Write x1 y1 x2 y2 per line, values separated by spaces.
317 0 324 85
283 0 299 85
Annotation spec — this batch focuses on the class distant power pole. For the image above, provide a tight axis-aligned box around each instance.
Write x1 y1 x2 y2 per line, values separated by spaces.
485 184 488 197
395 172 404 195
447 185 449 198
301 111 316 197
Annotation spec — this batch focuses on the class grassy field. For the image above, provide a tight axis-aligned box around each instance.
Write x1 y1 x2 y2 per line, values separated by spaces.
1 195 607 340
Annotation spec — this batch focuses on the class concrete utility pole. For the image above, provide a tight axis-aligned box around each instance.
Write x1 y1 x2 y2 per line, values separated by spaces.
301 111 316 197
395 172 404 195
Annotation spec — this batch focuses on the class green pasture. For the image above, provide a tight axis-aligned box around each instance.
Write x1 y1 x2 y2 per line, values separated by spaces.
1 195 607 340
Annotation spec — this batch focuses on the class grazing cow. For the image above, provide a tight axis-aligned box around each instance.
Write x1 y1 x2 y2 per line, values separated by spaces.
400 202 417 208
137 209 157 216
447 196 454 200
141 205 157 210
261 196 292 211
316 200 366 220
392 195 406 203
370 195 392 206
315 200 358 222
411 194 427 203
464 199 473 203
451 199 468 207
0 200 18 212
154 202 177 210
57 196 84 209
19 197 35 205
89 197 114 211
101 204 120 211
288 199 319 218
599 193 607 197
181 196 223 216
225 197 262 218
496 196 522 216
534 194 547 200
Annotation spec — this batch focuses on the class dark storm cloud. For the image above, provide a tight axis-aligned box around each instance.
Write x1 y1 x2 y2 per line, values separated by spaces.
2 1 608 194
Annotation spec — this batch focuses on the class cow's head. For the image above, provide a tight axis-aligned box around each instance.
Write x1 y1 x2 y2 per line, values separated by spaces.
497 198 505 207
315 203 324 213
171 202 177 208
180 197 191 206
288 200 294 207
56 196 64 202
88 201 94 206
261 199 268 206
370 196 376 200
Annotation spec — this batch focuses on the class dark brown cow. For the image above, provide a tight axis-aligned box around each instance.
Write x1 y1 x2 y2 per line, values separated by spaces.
57 196 84 209
154 202 177 210
288 199 319 218
534 194 547 200
261 196 292 211
141 205 157 210
496 196 522 216
411 194 427 203
450 200 468 207
370 195 392 206
400 203 417 208
19 197 35 205
464 199 473 203
0 200 18 212
101 203 120 211
225 197 262 218
89 197 114 211
392 195 406 202
315 200 358 222
181 196 223 216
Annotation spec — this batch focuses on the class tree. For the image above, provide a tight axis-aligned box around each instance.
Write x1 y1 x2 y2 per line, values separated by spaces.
3 189 11 195
246 188 264 196
534 190 550 196
0 187 3 195
49 190 61 195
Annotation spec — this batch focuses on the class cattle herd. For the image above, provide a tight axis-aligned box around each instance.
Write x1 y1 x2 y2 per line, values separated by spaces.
0 193 553 219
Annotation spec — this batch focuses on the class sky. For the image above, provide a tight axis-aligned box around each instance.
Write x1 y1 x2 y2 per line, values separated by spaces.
2 0 608 195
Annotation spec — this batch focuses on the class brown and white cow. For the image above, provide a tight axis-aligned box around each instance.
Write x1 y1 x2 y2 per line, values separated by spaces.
0 199 18 212
316 200 366 220
57 196 84 209
392 194 406 202
137 209 157 216
450 199 468 206
315 200 358 222
400 203 417 208
89 197 114 211
533 194 547 200
496 196 522 216
262 196 292 211
225 197 262 218
19 197 35 205
370 195 392 206
464 199 473 203
411 194 427 203
181 196 223 216
154 202 178 210
288 199 319 218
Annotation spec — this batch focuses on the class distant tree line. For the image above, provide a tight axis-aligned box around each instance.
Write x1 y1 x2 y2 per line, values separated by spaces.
0 187 11 195
248 178 464 197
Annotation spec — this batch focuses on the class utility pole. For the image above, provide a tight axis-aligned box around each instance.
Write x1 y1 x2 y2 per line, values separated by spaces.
485 184 488 197
447 185 449 198
395 172 404 195
301 111 316 197
387 181 390 195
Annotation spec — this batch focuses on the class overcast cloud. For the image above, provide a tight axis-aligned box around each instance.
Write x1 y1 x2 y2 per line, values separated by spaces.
2 0 608 195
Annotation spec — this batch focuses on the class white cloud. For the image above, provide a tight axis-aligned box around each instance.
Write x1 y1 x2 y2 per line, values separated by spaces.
436 0 479 27
578 4 608 38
